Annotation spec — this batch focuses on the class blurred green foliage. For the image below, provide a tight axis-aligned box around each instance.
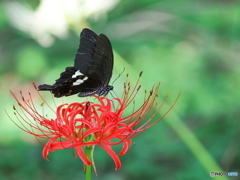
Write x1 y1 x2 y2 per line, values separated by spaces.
0 0 239 180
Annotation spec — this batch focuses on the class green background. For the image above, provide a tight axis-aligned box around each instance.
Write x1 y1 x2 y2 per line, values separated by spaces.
0 0 239 179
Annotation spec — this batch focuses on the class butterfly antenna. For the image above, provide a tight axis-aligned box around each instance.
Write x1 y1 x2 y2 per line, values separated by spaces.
109 68 125 99
112 67 125 86
110 90 118 99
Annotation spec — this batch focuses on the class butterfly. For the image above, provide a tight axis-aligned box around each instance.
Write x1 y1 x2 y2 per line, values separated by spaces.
38 28 114 98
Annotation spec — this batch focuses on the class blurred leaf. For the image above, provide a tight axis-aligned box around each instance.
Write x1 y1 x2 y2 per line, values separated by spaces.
15 46 47 80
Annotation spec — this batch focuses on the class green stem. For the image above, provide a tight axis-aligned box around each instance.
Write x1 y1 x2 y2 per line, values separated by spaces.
85 146 92 180
165 112 229 180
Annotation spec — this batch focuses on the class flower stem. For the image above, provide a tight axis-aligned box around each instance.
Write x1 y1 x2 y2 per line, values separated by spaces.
85 146 92 180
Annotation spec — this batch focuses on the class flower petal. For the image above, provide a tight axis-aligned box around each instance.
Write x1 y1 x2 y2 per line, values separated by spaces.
76 147 92 166
102 144 121 170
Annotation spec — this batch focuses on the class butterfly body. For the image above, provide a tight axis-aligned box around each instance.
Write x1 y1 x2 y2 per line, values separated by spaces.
38 28 114 97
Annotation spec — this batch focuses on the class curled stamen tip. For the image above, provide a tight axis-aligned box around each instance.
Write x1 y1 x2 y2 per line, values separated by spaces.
33 83 37 89
137 85 141 91
10 90 13 94
20 90 22 94
41 102 44 106
126 73 129 77
150 90 153 95
139 71 143 77
13 105 16 110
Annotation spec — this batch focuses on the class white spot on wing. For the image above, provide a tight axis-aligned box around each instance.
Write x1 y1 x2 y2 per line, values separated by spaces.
72 70 83 78
72 76 88 86
73 79 83 86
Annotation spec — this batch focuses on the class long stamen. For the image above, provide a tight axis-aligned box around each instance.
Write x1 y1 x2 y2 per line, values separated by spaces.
123 72 143 107
33 83 56 112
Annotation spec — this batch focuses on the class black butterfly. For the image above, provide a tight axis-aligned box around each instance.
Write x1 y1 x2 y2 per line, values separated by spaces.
38 28 114 97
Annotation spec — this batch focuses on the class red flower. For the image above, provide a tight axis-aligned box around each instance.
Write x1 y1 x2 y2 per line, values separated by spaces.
9 73 179 170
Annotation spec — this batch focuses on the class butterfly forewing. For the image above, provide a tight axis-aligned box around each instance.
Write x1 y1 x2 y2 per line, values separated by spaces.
74 29 98 74
95 34 113 86
85 34 113 87
76 34 113 97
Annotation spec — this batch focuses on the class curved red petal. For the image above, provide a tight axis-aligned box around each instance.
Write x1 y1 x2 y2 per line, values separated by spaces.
76 147 92 166
102 144 121 170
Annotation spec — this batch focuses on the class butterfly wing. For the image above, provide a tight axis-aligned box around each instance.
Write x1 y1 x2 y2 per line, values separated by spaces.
38 67 87 97
38 28 113 97
77 34 114 97
74 28 98 74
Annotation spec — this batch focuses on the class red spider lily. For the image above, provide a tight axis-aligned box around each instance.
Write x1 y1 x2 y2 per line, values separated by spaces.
8 72 179 170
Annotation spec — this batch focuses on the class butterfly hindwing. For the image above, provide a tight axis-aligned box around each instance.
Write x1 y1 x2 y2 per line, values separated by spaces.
38 67 86 97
